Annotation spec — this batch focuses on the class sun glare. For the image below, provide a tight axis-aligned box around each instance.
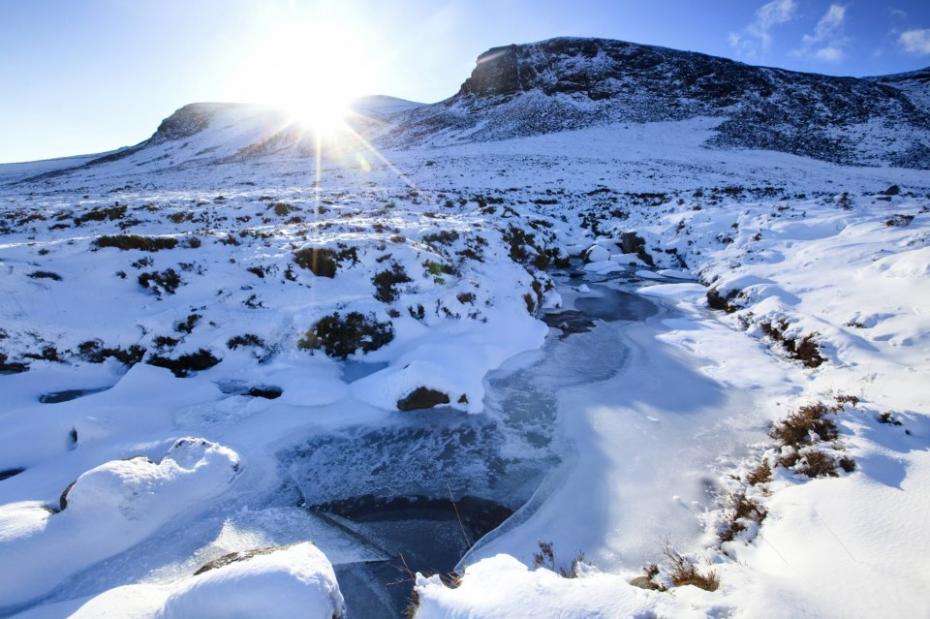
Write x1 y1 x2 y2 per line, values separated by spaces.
232 18 373 134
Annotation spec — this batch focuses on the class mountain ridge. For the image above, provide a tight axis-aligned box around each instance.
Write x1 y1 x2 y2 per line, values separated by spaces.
396 37 930 167
5 36 930 184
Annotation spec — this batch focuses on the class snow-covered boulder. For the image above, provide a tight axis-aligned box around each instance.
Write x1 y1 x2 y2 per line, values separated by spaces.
14 543 344 618
159 543 344 619
0 438 240 607
582 244 610 263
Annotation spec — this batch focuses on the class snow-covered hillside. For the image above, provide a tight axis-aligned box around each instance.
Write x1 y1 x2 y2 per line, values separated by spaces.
1 37 929 619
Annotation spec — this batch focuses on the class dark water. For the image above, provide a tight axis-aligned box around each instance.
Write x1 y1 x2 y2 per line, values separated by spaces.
38 387 110 404
0 468 25 482
215 380 283 399
319 496 512 617
574 286 658 321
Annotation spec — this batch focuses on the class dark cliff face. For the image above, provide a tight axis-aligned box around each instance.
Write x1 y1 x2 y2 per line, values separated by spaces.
455 38 919 119
458 38 776 103
396 37 930 169
150 103 235 144
72 103 237 170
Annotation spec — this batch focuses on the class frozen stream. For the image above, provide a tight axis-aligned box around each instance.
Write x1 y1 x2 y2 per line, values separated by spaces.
5 268 769 619
279 268 665 616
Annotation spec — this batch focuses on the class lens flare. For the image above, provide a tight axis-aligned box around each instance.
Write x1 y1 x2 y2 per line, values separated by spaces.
230 18 371 134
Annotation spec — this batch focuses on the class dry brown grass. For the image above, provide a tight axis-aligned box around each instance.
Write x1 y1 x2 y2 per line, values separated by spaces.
664 548 719 592
719 491 767 542
532 541 586 578
769 403 839 448
94 234 178 252
746 460 773 486
759 321 826 368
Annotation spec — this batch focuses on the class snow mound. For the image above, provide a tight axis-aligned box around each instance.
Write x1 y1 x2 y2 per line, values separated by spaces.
870 246 930 279
65 437 239 516
158 543 344 619
0 438 239 608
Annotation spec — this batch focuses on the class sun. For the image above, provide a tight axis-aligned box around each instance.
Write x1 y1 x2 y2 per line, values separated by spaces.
230 18 373 134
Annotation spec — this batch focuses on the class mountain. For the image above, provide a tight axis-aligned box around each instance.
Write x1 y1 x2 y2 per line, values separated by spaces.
869 67 930 113
6 96 423 185
5 37 930 187
397 37 930 168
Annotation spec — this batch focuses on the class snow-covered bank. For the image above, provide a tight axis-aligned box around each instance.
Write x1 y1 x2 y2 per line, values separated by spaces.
1 116 929 616
0 438 239 609
13 542 345 618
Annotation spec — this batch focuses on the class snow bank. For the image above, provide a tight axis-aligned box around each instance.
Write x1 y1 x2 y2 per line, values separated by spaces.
413 554 711 618
0 438 239 607
16 542 344 618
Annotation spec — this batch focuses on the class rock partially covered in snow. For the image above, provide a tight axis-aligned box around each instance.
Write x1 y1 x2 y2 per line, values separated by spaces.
20 543 344 618
159 543 344 619
0 438 240 608
583 244 610 263
63 437 239 515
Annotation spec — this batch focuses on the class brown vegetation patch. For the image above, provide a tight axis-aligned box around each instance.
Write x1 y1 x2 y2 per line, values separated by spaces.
94 235 178 252
760 321 826 368
665 549 719 591
147 349 221 377
373 263 413 303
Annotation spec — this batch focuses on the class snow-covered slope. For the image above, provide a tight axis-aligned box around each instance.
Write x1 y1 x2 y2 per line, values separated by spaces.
870 67 930 113
10 96 423 186
1 36 929 619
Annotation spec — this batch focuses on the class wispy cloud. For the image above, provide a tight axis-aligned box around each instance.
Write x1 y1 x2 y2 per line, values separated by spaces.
729 0 798 59
899 29 930 55
794 3 849 62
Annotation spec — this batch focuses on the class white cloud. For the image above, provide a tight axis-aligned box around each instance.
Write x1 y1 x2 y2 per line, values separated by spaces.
794 3 849 63
729 0 798 59
899 29 930 55
803 4 846 46
815 46 844 62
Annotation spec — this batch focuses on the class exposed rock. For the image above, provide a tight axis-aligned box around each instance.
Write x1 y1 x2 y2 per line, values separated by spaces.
629 575 664 591
618 232 655 267
882 184 901 196
706 287 740 313
149 103 229 144
397 387 451 411
542 310 596 337
194 546 285 575
583 244 609 263
0 352 28 374
246 386 282 399
885 214 914 227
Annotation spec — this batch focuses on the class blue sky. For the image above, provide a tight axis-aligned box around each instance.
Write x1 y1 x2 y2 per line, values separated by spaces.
1 0 929 163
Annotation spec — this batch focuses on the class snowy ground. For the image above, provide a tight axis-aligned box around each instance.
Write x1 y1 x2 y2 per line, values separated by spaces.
1 118 929 617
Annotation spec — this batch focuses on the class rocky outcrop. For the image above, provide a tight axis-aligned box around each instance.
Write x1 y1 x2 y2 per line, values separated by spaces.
149 103 230 143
